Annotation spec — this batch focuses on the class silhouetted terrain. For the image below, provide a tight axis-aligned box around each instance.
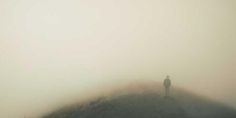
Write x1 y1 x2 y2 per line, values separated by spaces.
43 83 236 118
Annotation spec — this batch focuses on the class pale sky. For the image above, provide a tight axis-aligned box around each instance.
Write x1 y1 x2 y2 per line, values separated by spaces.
0 0 236 118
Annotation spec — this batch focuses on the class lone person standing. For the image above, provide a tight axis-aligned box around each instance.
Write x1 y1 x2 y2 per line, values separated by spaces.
164 75 171 97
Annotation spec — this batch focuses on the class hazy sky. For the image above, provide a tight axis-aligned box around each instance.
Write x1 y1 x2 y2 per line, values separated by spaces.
0 0 236 118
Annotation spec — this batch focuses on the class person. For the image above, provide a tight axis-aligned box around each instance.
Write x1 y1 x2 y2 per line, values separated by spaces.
164 75 171 97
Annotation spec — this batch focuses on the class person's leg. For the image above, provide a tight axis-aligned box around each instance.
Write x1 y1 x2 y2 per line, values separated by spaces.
165 87 167 96
166 87 169 96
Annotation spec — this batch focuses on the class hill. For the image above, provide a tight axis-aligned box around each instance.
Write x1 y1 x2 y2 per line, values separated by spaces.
42 82 236 118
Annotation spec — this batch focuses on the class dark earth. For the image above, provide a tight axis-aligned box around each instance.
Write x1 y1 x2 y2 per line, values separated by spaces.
43 88 236 118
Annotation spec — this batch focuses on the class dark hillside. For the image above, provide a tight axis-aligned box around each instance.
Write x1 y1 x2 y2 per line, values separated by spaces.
43 83 236 118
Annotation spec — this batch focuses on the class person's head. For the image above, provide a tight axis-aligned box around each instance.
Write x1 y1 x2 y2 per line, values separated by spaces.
166 75 170 79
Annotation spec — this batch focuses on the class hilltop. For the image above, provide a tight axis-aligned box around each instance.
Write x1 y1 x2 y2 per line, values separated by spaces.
43 81 236 118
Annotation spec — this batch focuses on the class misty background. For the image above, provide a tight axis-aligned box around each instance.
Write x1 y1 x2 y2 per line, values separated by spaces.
0 0 236 118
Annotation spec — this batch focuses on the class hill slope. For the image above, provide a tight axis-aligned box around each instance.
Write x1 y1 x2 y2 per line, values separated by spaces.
43 84 236 118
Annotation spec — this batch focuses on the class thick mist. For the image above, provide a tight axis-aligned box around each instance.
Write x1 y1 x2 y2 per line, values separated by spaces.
0 0 236 118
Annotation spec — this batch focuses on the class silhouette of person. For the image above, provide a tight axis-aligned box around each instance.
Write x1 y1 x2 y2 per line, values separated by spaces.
164 75 171 97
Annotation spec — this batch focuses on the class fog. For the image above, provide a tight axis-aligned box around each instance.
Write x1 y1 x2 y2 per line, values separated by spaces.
0 0 236 118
